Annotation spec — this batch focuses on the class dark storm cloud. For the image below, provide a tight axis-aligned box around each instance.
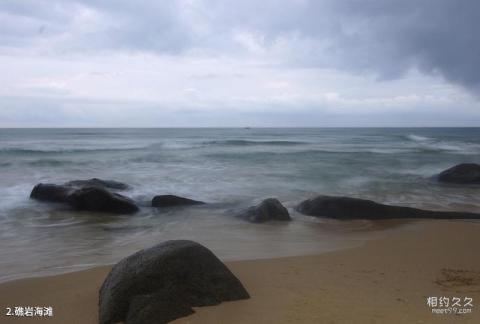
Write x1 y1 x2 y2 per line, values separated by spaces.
209 0 480 91
0 0 479 91
329 0 480 90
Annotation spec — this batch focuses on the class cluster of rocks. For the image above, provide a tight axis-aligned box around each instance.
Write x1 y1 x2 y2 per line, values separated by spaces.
30 178 292 222
29 163 480 221
294 163 480 220
30 178 206 215
31 180 139 214
30 164 480 323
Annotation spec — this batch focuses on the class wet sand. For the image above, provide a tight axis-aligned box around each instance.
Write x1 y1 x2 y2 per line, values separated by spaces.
1 220 479 323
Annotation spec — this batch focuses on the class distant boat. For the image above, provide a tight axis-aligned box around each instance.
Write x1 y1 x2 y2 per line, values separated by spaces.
244 127 251 129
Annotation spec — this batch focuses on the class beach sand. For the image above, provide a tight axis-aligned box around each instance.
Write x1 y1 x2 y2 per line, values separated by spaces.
1 220 479 323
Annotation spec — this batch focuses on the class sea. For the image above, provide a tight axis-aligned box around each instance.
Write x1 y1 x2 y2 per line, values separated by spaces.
0 128 479 282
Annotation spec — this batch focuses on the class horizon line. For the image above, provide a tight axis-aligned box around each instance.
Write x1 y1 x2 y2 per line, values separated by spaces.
1 126 480 129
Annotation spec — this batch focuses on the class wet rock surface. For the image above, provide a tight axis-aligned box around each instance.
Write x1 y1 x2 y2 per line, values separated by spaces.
152 195 205 207
66 187 139 214
30 183 73 203
437 163 480 184
238 198 291 223
296 195 480 220
64 178 130 190
30 179 138 215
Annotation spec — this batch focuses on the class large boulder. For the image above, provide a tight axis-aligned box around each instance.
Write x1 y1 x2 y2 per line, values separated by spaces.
152 195 205 208
30 183 72 203
437 163 480 184
238 198 291 223
99 240 250 324
64 178 130 190
67 187 139 214
296 195 480 220
125 294 193 324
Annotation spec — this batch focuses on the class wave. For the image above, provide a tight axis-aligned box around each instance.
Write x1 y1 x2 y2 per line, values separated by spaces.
0 146 147 155
25 159 90 167
205 145 480 160
405 134 432 142
203 140 306 146
404 134 480 154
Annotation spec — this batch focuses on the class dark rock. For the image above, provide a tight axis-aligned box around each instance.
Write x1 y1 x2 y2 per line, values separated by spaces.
151 195 205 208
437 163 480 184
296 195 480 220
238 198 291 223
67 187 139 214
99 240 249 324
30 183 72 203
125 294 194 324
65 178 130 190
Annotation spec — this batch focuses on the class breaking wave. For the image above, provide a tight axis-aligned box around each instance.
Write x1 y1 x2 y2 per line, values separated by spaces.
203 140 306 146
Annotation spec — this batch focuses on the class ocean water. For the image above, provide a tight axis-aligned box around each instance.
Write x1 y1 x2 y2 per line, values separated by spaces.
0 128 479 282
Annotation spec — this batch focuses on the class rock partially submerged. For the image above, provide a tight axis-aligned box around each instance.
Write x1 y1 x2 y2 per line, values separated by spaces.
296 195 480 220
65 178 130 190
99 240 249 324
30 183 72 203
238 198 291 223
152 195 205 207
67 187 139 214
30 179 138 215
437 163 480 184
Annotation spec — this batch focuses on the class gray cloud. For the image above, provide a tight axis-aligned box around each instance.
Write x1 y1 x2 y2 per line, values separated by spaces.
330 0 480 91
0 0 479 92
205 0 480 91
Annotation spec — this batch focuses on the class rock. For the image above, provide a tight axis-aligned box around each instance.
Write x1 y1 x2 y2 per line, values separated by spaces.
125 294 194 324
64 178 130 190
238 198 291 223
437 163 480 184
67 187 139 214
30 183 72 203
296 195 480 220
30 181 138 214
151 195 205 207
99 240 249 324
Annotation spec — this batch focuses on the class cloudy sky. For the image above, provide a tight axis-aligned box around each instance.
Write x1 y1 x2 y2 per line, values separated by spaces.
1 0 479 127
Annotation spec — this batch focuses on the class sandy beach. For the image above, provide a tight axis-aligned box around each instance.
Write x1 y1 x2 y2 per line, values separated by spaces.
1 220 479 324
2 0 479 322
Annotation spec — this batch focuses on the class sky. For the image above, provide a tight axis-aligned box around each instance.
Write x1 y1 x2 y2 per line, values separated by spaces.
0 0 479 127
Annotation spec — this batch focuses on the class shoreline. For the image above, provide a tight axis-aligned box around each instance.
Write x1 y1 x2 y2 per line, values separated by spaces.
0 216 417 284
1 220 480 323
